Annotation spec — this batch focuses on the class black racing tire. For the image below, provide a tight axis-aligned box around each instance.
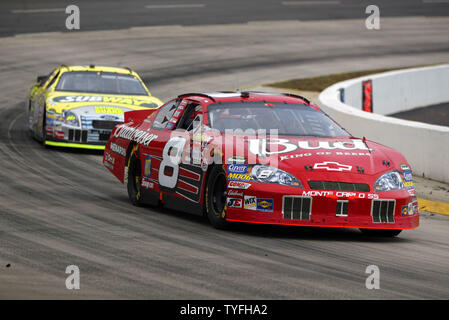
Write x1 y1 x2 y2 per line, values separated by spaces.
205 165 229 229
126 148 144 206
40 109 47 145
359 229 402 237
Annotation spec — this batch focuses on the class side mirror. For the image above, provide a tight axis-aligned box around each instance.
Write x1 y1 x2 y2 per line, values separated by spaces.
36 75 47 84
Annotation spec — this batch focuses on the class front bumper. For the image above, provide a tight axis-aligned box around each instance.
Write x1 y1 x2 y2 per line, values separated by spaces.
44 120 121 149
225 183 419 230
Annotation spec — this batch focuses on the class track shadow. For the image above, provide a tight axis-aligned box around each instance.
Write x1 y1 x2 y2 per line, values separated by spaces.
44 144 104 156
122 196 410 243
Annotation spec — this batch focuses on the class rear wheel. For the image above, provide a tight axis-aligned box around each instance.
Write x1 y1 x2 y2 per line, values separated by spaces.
127 148 144 206
205 165 228 229
360 229 402 237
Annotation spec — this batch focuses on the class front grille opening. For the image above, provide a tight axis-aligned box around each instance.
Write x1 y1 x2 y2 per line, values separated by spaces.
308 181 370 192
99 132 111 141
371 199 395 223
92 120 122 130
283 196 312 220
336 200 348 217
68 129 88 142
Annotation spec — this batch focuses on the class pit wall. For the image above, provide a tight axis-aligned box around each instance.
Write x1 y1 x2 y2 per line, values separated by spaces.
319 64 449 183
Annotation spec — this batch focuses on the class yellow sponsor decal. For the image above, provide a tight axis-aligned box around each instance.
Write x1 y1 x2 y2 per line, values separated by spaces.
94 106 123 114
403 181 414 188
228 173 252 181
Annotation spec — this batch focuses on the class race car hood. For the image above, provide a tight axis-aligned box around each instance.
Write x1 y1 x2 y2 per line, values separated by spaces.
46 91 162 114
217 135 407 180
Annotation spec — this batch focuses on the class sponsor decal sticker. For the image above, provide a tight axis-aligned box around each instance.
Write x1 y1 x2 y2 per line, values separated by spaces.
110 142 126 157
403 171 413 182
227 164 248 174
144 155 151 178
256 199 274 212
400 164 410 171
228 190 244 197
141 178 154 190
302 190 379 199
249 138 372 156
113 124 158 146
228 181 251 189
53 95 157 107
94 106 123 114
244 195 257 210
104 151 115 165
227 172 252 181
227 156 246 164
227 198 243 208
401 205 409 216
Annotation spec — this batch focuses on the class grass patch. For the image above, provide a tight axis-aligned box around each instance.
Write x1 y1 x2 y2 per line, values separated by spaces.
268 63 448 92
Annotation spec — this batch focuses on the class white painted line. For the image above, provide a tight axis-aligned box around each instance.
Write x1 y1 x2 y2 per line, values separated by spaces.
11 8 65 14
282 1 341 5
422 0 449 3
144 4 205 9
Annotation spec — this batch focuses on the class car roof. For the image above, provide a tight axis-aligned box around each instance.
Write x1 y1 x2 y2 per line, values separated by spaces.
178 91 313 107
59 65 138 77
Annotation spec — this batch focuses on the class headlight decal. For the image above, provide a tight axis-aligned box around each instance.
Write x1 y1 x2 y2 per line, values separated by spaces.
374 170 405 192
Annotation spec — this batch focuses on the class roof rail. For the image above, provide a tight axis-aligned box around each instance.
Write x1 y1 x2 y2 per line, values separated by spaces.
178 93 216 102
282 93 311 105
124 67 133 74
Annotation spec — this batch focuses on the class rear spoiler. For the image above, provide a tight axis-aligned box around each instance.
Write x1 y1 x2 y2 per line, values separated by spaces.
124 108 157 124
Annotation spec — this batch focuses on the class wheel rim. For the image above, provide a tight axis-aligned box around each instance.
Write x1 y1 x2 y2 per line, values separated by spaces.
212 173 227 216
131 157 141 197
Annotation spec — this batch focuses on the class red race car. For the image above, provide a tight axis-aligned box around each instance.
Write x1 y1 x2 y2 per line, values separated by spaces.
103 91 419 236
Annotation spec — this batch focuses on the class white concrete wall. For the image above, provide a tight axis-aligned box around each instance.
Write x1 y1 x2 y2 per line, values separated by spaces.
341 65 449 115
319 64 449 183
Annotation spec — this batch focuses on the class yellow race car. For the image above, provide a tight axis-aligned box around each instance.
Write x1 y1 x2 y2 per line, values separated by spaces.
27 65 163 149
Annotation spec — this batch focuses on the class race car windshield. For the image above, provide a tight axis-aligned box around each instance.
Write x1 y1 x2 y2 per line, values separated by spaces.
55 71 148 95
207 102 350 137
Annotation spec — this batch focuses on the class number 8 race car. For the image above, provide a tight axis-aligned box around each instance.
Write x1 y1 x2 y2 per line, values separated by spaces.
103 91 419 237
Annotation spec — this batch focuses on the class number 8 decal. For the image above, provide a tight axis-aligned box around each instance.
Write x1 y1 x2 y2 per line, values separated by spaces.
159 136 187 189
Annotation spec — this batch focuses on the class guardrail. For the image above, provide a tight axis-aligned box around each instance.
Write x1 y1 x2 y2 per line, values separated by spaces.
319 64 449 184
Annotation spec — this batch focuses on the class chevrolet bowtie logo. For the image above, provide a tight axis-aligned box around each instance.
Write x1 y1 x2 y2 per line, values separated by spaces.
313 162 352 172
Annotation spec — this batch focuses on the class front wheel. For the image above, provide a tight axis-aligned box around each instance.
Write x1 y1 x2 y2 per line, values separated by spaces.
359 229 402 237
205 165 228 229
127 148 144 206
40 110 47 145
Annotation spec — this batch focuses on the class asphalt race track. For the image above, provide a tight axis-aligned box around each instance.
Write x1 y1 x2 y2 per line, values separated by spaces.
1 2 449 299
389 102 449 127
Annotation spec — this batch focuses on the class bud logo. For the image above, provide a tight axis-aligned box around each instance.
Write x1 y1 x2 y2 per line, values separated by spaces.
313 161 352 172
227 198 242 208
244 196 257 210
